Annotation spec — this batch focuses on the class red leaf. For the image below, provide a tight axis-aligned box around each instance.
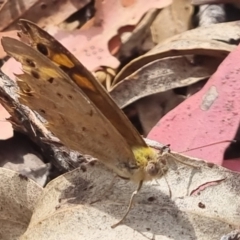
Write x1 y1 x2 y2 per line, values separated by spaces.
148 44 240 169
0 104 13 140
50 0 172 71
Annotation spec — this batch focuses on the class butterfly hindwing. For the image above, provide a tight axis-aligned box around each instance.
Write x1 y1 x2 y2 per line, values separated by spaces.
18 19 147 149
2 37 139 179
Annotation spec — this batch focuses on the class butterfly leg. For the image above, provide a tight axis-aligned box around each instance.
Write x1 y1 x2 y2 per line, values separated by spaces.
111 180 143 228
155 175 172 198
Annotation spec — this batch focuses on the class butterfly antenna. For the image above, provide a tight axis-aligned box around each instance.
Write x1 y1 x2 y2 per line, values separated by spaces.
111 180 143 228
168 152 200 169
179 140 236 153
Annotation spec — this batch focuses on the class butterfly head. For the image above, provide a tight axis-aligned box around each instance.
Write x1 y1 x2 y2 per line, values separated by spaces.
131 146 169 182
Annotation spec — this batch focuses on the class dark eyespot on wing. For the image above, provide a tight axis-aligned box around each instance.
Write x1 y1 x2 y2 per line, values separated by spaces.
37 43 48 56
31 70 40 79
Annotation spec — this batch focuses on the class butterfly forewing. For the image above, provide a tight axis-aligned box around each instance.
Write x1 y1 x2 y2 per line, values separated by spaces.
17 19 147 149
2 37 138 179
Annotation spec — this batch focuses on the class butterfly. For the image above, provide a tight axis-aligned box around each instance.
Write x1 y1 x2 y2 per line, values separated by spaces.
1 19 169 228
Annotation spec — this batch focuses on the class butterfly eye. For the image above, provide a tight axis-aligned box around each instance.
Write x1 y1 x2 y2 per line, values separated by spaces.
26 58 35 68
37 43 48 56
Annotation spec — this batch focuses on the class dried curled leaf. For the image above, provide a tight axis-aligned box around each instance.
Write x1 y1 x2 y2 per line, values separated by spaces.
110 55 221 108
114 21 240 82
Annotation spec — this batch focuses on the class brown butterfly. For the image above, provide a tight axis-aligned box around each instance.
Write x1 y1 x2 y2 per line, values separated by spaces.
1 19 169 227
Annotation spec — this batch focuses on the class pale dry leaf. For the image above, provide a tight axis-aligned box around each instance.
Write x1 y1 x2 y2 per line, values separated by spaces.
110 55 221 108
20 143 240 240
151 0 194 44
114 21 240 82
0 167 43 240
